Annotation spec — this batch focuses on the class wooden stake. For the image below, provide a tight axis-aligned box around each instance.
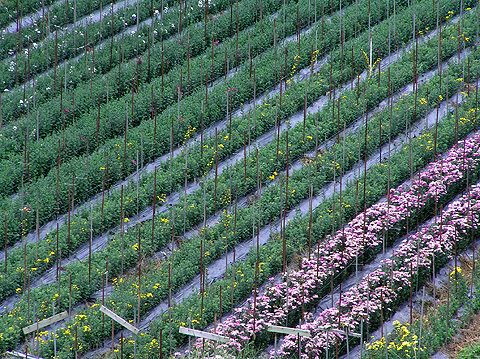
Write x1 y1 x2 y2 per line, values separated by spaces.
4 210 7 274
138 227 142 328
54 28 58 95
75 325 78 359
243 131 247 180
121 185 124 275
214 128 218 213
56 223 60 284
200 102 204 158
282 131 289 273
151 167 157 250
89 204 93 283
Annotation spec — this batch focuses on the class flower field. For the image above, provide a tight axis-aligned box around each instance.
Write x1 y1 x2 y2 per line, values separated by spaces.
0 0 479 357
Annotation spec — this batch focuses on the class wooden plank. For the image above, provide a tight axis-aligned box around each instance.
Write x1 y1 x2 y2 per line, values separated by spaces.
328 328 362 338
267 325 311 337
179 326 229 343
22 311 69 335
99 305 139 335
6 351 44 359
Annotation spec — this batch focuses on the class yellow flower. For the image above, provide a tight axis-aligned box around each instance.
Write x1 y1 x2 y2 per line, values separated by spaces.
450 266 462 276
124 217 130 222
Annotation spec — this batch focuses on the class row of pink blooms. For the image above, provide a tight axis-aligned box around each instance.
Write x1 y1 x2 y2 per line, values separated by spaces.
279 173 480 358
193 132 480 357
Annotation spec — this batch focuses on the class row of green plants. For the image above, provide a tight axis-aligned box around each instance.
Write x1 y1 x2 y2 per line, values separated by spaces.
0 0 461 247
1 23 477 355
29 71 480 359
0 0 463 301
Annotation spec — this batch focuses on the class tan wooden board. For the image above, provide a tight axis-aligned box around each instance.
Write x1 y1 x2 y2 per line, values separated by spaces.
179 326 229 343
22 311 69 335
6 351 44 359
328 328 361 338
99 305 139 335
267 325 311 337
